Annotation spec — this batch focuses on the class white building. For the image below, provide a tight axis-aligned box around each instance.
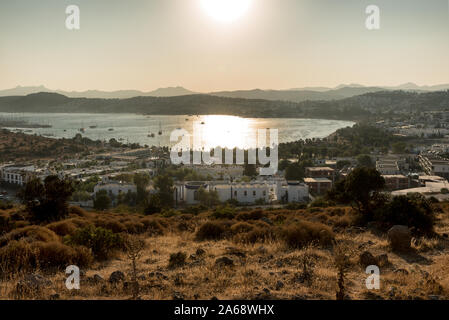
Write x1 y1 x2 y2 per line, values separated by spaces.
94 181 137 198
0 165 36 186
173 179 309 205
376 161 400 175
419 155 449 180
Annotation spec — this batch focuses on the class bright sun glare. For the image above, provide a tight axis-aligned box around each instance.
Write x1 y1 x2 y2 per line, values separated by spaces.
200 0 253 23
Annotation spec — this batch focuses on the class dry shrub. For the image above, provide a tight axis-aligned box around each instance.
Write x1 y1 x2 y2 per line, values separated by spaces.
69 206 90 218
0 240 34 276
272 214 287 225
12 221 30 229
0 240 93 276
413 237 445 253
70 217 92 228
31 241 93 269
236 209 265 221
316 213 329 222
240 226 275 244
231 222 254 234
0 212 11 234
334 215 353 228
195 221 228 241
251 221 271 229
0 226 59 247
46 220 77 237
176 221 194 232
327 208 346 217
123 221 146 234
65 226 124 261
282 221 334 249
140 217 166 236
94 218 127 233
168 252 187 269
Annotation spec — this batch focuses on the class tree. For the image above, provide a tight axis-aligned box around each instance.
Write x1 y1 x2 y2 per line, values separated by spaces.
327 167 385 218
197 187 220 207
94 190 111 211
279 159 291 171
356 154 374 168
285 162 303 181
375 194 434 234
243 164 257 178
133 173 150 205
285 160 312 181
154 174 174 207
18 175 74 222
144 193 162 215
336 160 351 170
392 142 407 154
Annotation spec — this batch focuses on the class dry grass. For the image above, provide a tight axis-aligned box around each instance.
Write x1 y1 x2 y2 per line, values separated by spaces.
1 203 449 300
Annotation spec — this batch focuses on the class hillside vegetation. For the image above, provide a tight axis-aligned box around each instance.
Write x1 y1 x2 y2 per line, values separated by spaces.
1 199 449 300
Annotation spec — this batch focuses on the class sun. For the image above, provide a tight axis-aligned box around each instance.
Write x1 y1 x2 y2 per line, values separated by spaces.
200 0 253 23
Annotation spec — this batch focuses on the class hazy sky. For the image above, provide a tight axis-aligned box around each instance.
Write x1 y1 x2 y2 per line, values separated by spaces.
1 0 449 92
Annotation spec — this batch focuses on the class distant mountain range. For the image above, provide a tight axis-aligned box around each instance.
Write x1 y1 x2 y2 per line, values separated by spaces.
1 83 448 103
0 86 196 99
0 90 448 121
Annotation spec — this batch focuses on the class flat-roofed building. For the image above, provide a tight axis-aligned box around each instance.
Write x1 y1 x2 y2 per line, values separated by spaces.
382 175 410 191
0 165 36 186
419 155 449 179
305 167 335 180
173 179 309 205
304 178 333 196
93 181 137 198
376 161 400 175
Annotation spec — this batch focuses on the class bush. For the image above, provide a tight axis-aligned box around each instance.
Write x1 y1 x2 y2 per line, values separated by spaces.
241 227 275 244
65 226 124 260
32 241 93 269
211 206 235 220
94 218 127 233
94 190 111 211
236 209 265 221
0 240 34 275
0 226 59 247
123 220 146 234
285 203 307 210
309 197 332 208
374 194 435 234
0 200 13 210
69 206 90 217
0 212 12 234
46 220 77 236
140 217 166 236
282 221 334 249
230 222 254 234
161 209 180 218
168 252 187 269
180 205 208 215
0 240 93 275
195 222 228 241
